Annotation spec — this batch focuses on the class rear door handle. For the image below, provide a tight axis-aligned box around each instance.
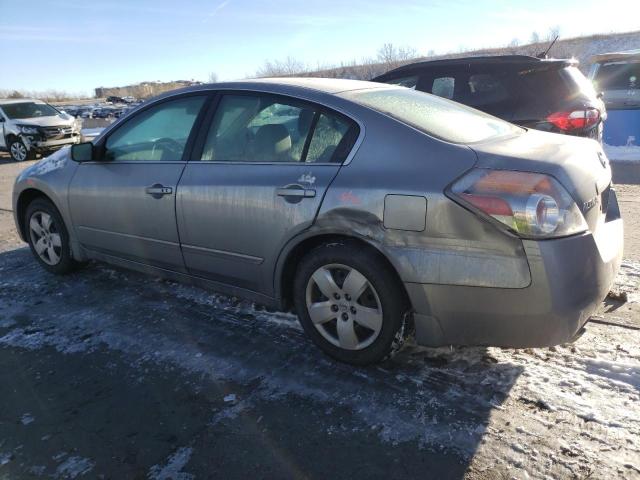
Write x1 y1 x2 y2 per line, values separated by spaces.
146 184 173 198
276 185 316 199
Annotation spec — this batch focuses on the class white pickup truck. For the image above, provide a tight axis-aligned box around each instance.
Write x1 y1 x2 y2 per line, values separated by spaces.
0 98 81 161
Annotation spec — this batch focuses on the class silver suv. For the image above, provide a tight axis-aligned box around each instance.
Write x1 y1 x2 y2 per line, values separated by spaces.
0 99 81 161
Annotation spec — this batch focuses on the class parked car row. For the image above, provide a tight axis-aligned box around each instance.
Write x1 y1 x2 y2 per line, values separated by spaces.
12 77 623 364
61 102 141 120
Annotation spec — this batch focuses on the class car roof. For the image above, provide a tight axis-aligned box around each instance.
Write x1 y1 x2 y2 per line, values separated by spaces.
160 77 391 99
0 98 45 105
376 55 577 77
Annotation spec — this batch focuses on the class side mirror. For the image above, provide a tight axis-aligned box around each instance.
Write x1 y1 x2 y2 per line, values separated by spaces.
71 142 95 162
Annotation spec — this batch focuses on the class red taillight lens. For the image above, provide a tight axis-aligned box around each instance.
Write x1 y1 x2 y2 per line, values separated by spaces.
450 169 588 239
547 108 600 131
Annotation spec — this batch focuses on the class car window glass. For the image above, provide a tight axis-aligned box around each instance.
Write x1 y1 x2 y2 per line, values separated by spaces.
343 86 522 144
386 75 419 89
595 62 640 90
464 73 509 107
105 96 205 161
201 94 315 162
1 102 59 119
431 77 455 99
306 113 353 163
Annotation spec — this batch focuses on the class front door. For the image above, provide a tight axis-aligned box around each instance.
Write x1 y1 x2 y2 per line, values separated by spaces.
177 92 360 295
68 94 208 271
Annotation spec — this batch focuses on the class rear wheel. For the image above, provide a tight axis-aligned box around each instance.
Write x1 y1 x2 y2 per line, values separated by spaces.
25 198 79 274
293 242 410 365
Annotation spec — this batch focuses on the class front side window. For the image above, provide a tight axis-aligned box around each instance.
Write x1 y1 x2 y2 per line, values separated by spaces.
104 96 206 161
342 86 522 144
1 102 59 119
201 94 357 163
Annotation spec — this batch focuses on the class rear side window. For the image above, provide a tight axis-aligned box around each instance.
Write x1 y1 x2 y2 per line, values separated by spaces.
465 74 509 107
342 87 522 144
431 77 455 99
386 75 419 89
594 62 640 90
201 94 358 163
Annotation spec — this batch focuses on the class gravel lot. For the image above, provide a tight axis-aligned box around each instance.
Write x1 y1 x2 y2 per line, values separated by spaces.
0 157 639 479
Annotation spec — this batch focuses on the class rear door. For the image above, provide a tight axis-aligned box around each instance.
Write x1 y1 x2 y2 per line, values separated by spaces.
177 92 360 295
68 94 208 272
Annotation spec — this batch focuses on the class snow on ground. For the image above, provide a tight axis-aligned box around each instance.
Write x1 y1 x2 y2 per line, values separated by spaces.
0 252 638 478
605 144 640 162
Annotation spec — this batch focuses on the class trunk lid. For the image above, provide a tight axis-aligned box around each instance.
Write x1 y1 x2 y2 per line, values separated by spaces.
469 129 612 232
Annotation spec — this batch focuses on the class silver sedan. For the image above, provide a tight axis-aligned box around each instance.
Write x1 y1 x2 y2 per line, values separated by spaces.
12 78 623 364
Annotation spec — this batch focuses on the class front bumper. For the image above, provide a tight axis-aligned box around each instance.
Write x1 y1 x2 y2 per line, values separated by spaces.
407 191 624 348
22 134 81 152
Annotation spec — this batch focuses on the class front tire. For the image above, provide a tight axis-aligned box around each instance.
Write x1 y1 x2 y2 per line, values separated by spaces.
9 139 35 162
293 242 410 365
25 198 78 274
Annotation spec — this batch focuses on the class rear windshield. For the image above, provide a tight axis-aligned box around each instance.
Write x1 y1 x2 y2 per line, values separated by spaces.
341 87 522 144
1 102 59 119
594 62 640 90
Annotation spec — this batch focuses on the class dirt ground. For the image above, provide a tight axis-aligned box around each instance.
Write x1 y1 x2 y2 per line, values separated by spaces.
0 156 639 479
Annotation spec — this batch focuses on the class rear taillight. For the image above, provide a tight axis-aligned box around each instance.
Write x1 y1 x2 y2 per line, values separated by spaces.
547 108 600 131
450 169 588 239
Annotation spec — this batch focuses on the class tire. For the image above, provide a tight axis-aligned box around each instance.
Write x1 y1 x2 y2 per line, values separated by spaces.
25 198 79 275
9 139 35 162
293 241 410 365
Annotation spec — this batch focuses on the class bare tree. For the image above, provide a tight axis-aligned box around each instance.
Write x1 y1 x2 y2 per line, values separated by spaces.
530 31 540 44
377 43 419 70
546 26 561 41
255 56 307 77
208 72 219 83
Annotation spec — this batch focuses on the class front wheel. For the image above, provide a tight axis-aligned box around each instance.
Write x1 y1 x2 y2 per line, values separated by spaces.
9 139 35 162
25 198 79 274
293 242 410 365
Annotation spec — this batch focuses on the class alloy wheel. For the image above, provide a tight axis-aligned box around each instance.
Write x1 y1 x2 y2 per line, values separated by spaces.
29 211 62 265
305 263 383 350
10 141 27 162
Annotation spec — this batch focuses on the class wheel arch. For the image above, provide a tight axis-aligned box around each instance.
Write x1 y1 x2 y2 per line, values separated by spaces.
276 232 412 312
16 188 57 240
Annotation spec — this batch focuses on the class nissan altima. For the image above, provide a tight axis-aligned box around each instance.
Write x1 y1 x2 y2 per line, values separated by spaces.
12 78 623 365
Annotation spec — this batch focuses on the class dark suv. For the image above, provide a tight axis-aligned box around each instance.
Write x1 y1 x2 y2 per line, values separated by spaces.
373 55 606 141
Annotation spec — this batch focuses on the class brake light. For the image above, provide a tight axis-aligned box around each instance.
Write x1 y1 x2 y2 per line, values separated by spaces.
547 108 600 131
450 169 588 239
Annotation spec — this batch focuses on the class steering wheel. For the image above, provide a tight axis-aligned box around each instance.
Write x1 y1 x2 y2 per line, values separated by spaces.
151 137 183 160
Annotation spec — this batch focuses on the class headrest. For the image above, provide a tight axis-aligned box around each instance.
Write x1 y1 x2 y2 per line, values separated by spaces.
254 124 292 160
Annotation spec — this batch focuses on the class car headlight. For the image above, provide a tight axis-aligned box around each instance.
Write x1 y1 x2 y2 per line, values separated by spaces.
449 169 588 239
18 125 39 135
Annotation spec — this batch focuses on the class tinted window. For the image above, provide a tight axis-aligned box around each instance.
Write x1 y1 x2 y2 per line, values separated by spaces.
594 62 640 90
201 94 357 163
306 113 353 163
386 75 419 89
105 96 206 161
431 77 455 99
465 74 509 107
1 102 59 119
342 86 522 144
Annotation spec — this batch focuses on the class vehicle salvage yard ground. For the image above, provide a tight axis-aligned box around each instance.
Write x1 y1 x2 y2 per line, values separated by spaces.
0 157 638 479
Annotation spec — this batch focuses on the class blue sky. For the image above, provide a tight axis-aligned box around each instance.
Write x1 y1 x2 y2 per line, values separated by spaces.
1 0 637 95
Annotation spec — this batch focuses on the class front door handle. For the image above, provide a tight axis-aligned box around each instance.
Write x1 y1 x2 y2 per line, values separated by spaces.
146 184 173 199
276 185 316 200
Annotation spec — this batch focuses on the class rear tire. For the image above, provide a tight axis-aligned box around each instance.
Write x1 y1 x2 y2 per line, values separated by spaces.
25 198 79 275
293 241 410 365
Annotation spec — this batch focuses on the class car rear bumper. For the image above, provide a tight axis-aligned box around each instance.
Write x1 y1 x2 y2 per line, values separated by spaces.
406 191 624 348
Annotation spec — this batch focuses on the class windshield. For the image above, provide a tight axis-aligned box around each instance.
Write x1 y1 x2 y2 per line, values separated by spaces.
594 62 640 91
1 102 60 119
341 87 522 144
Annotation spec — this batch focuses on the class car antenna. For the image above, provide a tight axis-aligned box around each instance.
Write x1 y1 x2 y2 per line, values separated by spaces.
537 35 559 59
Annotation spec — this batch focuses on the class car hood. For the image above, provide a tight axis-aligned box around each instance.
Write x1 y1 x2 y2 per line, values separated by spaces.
469 129 612 232
14 115 75 127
